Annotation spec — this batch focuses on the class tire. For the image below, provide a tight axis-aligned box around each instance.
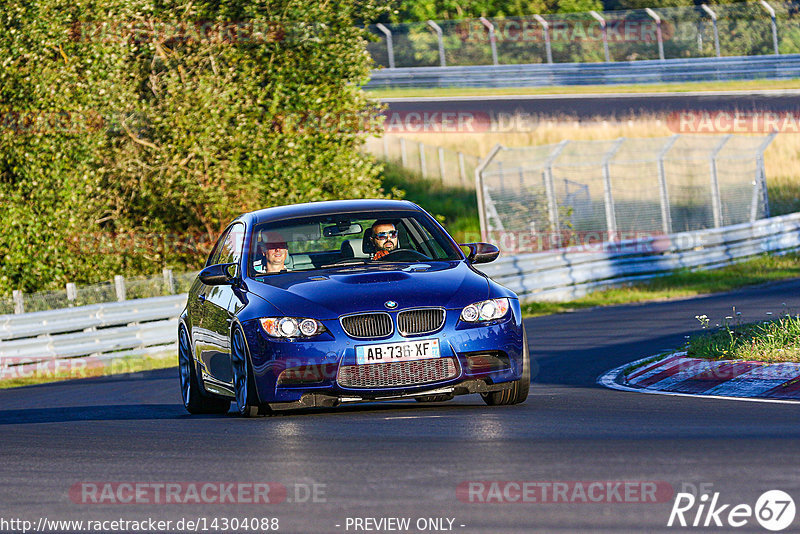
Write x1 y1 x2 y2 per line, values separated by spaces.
178 326 231 415
231 326 268 417
482 326 530 406
415 394 454 403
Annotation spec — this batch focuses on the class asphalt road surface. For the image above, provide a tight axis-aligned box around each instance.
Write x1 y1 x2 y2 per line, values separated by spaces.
382 90 800 120
2 279 800 533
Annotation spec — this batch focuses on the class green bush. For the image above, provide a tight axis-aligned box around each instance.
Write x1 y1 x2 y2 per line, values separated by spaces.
0 0 387 296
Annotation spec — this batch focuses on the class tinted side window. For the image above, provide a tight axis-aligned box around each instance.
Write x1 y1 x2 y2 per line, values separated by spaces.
206 223 245 266
219 223 245 264
206 227 231 267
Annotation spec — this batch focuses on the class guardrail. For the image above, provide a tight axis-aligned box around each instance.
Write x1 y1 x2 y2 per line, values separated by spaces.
2 212 799 379
478 212 800 301
365 54 800 88
0 295 185 379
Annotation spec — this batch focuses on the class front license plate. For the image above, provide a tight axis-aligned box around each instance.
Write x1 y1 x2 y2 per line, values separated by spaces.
356 338 440 365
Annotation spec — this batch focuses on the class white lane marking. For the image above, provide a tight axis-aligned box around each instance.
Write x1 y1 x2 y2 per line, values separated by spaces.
379 89 800 103
384 415 447 420
597 356 800 406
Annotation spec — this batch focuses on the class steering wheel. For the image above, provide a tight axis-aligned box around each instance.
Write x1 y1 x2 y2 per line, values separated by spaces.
376 248 431 261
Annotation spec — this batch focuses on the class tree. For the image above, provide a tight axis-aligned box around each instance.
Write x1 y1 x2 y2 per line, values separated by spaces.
0 0 387 295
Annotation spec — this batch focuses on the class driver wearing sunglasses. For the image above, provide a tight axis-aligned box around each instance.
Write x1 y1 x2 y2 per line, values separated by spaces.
370 220 398 260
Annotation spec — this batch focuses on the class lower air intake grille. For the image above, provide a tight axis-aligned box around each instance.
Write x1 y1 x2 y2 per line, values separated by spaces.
337 357 459 389
340 312 393 339
397 308 445 335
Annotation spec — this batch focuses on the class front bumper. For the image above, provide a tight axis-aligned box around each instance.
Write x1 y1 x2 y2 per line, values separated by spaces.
240 305 525 405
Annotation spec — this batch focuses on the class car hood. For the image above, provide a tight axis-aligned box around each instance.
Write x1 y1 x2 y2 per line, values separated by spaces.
246 261 489 319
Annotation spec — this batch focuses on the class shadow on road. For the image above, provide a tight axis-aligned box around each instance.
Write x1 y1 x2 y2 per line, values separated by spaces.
0 398 498 425
0 404 188 425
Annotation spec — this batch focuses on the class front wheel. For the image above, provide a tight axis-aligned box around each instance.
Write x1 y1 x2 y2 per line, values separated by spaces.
178 326 231 414
231 327 268 417
482 327 530 406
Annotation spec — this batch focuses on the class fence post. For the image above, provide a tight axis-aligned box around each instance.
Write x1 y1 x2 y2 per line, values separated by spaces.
601 138 625 239
475 144 504 241
533 15 553 64
437 146 446 184
114 275 126 302
751 161 764 223
479 17 498 65
382 136 389 159
497 161 505 195
12 290 24 315
375 23 396 69
709 135 732 228
419 142 427 178
645 8 665 61
427 20 446 67
701 4 721 57
752 132 778 220
458 151 467 186
697 20 703 54
590 11 611 62
544 140 570 234
657 135 679 235
163 268 175 295
759 162 771 219
759 0 779 55
66 282 77 305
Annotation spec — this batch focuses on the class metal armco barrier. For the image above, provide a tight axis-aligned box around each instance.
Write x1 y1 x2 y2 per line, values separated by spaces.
0 295 185 378
366 54 800 88
476 212 800 301
1 213 799 377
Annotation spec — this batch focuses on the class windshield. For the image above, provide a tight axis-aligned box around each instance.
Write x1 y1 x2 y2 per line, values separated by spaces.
248 210 462 276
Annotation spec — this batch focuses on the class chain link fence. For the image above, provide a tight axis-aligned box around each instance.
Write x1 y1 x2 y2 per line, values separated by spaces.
364 135 480 189
477 134 777 252
366 1 800 68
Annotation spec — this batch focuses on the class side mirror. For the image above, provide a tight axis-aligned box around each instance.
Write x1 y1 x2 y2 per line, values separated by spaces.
199 262 238 285
460 243 500 264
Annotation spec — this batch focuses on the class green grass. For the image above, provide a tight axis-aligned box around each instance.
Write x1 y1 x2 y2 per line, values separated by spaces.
368 78 800 99
0 353 177 389
687 312 800 363
380 161 480 242
768 184 800 217
522 253 800 317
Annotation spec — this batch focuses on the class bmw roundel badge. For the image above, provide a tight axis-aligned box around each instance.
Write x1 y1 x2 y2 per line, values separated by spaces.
385 300 398 309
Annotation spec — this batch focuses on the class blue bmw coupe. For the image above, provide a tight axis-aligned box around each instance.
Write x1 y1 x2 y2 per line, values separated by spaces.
178 199 529 416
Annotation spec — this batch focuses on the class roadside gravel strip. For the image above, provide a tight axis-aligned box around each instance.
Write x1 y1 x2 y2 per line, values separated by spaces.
599 353 800 404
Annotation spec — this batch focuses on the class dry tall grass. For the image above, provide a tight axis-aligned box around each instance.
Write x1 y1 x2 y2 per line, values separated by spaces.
392 116 800 215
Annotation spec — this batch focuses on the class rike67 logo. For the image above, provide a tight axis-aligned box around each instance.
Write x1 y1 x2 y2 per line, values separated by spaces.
668 490 796 531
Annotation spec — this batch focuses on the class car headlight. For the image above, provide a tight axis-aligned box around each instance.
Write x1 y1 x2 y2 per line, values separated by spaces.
259 317 325 338
460 298 510 323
